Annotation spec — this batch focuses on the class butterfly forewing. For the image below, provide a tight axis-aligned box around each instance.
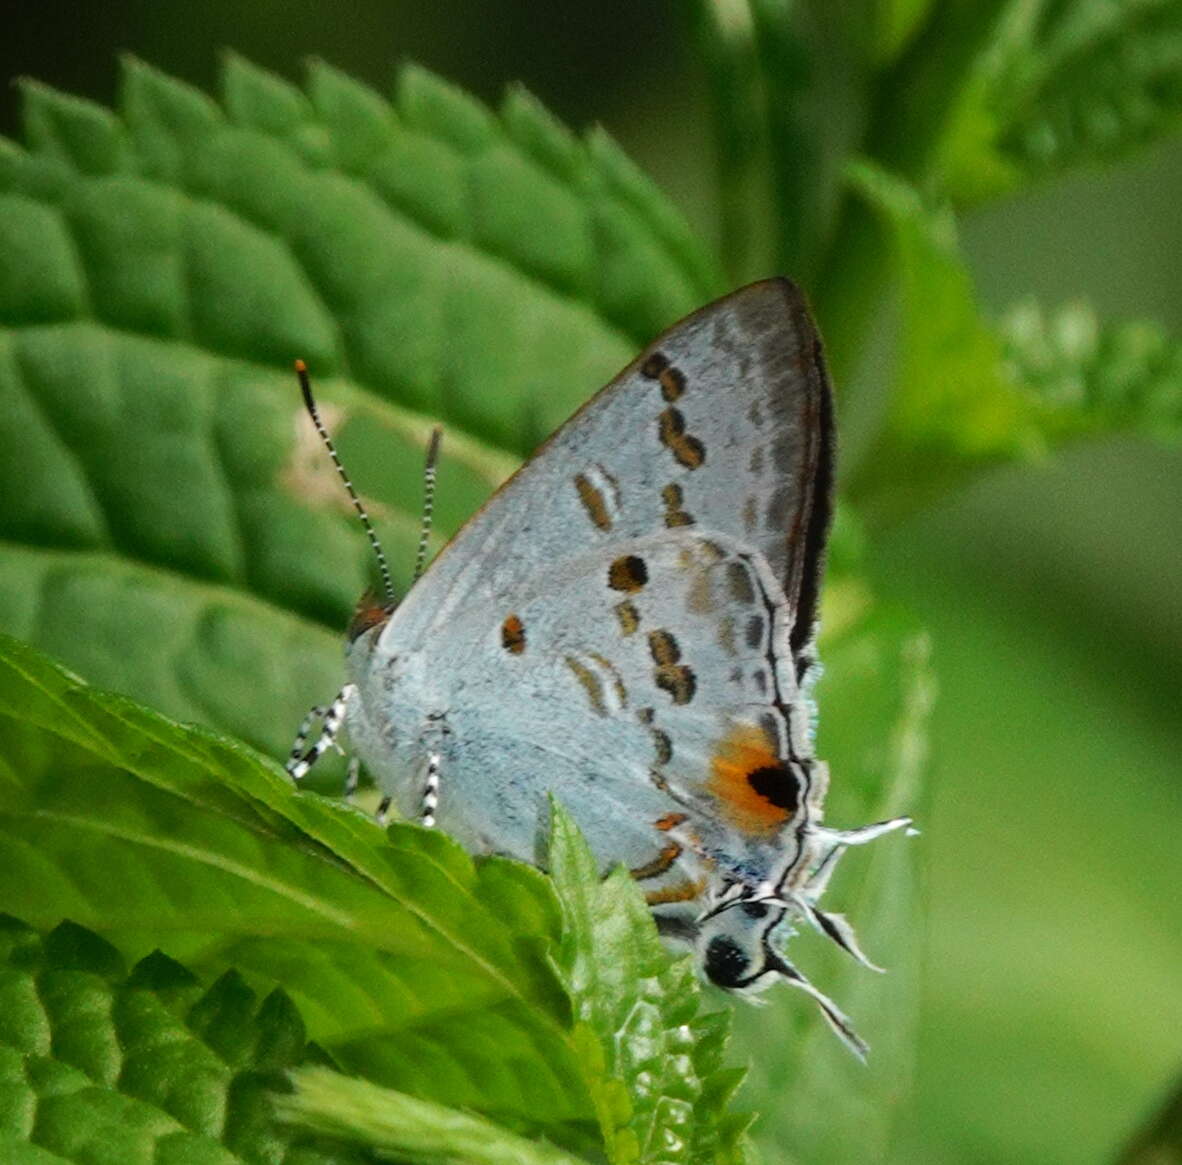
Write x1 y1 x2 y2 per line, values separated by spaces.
381 278 834 669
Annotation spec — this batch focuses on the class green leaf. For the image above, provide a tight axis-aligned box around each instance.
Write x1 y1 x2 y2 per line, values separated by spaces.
948 0 1182 200
0 632 601 1143
685 0 777 282
548 801 753 1165
688 0 881 283
733 604 932 1163
811 0 1012 386
280 1066 592 1165
842 158 1038 519
1000 298 1182 444
0 56 722 759
0 915 369 1164
0 634 769 1158
835 160 1179 521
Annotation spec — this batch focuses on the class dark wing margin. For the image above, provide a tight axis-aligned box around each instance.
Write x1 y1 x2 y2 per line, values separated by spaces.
784 284 835 668
743 278 836 672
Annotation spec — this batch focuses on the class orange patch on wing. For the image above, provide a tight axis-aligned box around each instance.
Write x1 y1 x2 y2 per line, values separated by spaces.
654 812 688 831
630 841 682 881
708 723 799 838
645 878 707 906
501 613 526 654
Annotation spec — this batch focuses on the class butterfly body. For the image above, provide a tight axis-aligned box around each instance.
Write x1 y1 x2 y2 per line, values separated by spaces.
295 278 911 1056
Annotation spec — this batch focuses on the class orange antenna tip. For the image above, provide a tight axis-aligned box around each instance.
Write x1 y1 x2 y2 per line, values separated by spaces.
294 358 307 373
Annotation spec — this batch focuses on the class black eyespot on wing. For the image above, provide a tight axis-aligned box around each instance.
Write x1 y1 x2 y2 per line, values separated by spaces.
703 934 750 989
741 900 770 920
746 764 801 814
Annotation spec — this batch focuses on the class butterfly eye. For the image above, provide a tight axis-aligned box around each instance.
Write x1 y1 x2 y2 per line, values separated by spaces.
703 934 751 989
740 899 771 920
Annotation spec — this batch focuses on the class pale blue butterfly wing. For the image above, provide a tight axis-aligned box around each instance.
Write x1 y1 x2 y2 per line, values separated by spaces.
346 278 832 886
372 530 821 898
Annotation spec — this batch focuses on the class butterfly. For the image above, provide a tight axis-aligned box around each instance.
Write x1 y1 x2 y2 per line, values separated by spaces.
287 278 911 1058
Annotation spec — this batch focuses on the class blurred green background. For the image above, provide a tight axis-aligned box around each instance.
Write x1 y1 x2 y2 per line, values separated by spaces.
2 4 1179 1164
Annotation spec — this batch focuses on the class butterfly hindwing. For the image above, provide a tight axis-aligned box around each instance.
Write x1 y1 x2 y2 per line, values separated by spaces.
391 529 818 888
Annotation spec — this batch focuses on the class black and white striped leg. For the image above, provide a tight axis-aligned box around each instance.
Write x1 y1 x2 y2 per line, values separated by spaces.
343 756 361 800
288 704 329 767
286 684 355 782
376 794 393 825
420 752 441 828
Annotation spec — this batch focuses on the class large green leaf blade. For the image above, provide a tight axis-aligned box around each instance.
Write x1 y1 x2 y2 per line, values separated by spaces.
0 632 599 1139
0 915 369 1165
0 56 723 756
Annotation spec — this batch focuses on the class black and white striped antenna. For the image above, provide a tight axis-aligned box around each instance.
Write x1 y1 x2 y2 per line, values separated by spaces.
295 359 396 605
413 425 443 583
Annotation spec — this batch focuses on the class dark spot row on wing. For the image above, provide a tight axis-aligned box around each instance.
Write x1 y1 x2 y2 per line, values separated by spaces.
646 628 696 705
647 629 681 666
658 406 706 469
651 727 673 765
640 349 686 402
662 482 694 527
614 599 640 635
726 560 756 605
655 664 696 705
564 656 607 715
574 472 612 530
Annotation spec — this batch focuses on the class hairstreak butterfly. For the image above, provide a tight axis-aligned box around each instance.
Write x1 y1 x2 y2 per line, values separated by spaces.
287 277 911 1058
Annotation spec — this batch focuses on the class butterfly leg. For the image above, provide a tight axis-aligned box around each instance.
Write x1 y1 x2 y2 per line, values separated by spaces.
343 756 362 800
420 752 442 828
371 750 442 828
286 684 355 782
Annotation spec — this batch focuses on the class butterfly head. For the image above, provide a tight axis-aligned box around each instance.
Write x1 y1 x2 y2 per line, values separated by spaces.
348 588 397 642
